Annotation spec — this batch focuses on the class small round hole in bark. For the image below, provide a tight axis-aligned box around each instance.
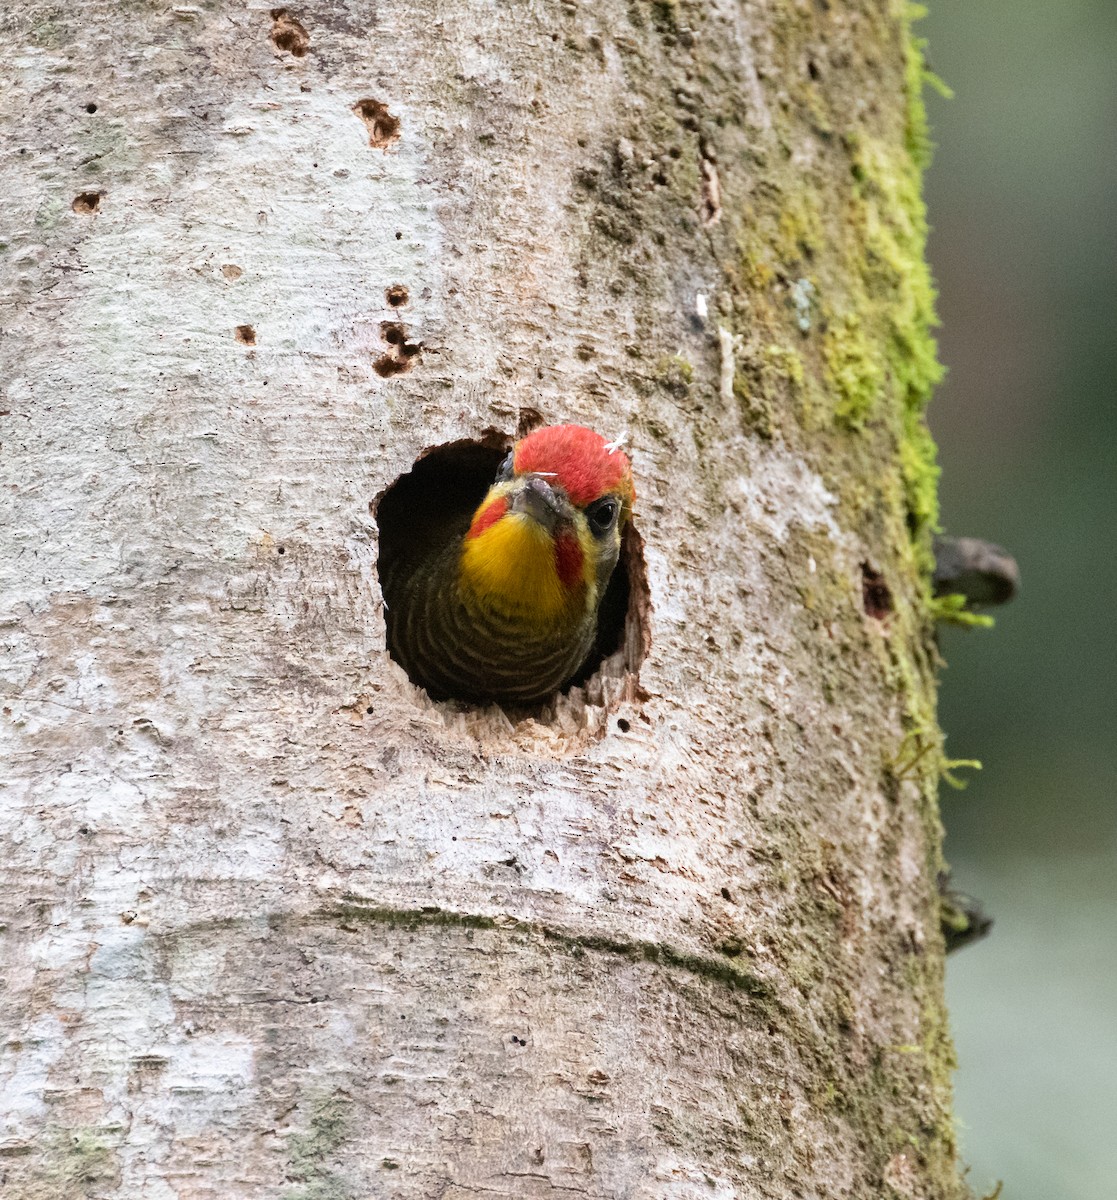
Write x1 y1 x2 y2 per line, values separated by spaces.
72 192 102 215
373 356 411 377
270 9 310 56
235 324 257 345
374 435 650 724
353 98 401 150
807 59 821 81
277 546 285 555
374 321 422 375
85 102 98 114
386 284 409 307
366 705 374 715
861 563 893 620
721 886 733 902
395 231 403 240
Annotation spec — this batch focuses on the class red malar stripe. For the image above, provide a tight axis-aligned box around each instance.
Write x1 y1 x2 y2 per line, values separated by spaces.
467 496 509 539
554 532 584 588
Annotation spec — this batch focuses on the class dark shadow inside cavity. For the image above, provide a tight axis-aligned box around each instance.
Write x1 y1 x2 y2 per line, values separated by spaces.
376 438 506 607
373 435 648 711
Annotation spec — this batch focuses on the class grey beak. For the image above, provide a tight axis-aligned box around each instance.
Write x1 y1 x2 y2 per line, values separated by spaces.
509 475 565 533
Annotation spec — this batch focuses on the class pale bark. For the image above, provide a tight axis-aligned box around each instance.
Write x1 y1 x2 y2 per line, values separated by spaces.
0 2 961 1198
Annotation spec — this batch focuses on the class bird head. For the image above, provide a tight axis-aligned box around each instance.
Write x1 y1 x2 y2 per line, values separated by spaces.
458 425 634 625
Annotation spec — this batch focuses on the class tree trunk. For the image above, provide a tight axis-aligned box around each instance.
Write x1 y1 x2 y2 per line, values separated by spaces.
1 1 962 1197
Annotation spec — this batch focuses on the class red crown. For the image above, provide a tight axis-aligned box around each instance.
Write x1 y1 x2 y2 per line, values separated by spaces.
513 425 633 509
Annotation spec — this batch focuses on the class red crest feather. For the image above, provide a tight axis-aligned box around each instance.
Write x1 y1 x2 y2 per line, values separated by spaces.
513 425 633 509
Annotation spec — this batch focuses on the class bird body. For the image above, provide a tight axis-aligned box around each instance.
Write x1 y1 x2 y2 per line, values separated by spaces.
381 425 633 705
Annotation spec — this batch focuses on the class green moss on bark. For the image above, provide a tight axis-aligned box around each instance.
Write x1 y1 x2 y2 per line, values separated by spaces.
847 3 946 565
825 312 884 431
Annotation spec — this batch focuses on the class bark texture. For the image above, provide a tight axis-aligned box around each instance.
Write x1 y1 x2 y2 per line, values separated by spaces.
1 1 962 1197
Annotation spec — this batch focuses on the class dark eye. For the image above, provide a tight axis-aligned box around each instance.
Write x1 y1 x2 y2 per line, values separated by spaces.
586 497 619 537
495 451 514 482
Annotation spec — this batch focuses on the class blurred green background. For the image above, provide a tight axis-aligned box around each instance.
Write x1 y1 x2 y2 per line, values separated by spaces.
922 2 1117 1196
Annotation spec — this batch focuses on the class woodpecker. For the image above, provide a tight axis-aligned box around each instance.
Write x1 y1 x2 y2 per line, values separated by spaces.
380 424 635 705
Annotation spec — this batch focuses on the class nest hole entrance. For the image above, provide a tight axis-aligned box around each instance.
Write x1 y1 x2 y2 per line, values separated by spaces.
374 435 649 720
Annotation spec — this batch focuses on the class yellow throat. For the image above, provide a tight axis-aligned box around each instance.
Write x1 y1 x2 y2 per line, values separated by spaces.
459 511 588 624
